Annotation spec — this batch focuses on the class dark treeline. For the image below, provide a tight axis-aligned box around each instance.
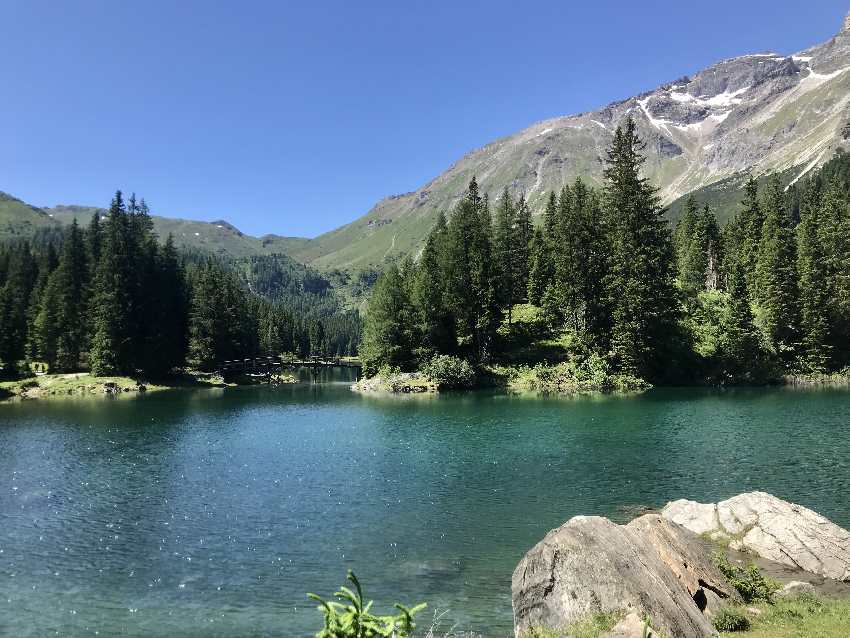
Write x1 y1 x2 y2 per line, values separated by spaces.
232 254 361 358
362 119 850 384
0 191 360 378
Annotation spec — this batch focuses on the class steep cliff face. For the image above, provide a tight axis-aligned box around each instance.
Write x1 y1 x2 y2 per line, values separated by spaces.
292 12 850 270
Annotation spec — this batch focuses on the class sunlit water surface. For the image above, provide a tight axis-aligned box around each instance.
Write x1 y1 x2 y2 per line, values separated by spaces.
2 372 850 637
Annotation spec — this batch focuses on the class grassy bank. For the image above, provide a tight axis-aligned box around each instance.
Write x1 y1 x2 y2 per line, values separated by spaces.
720 595 850 637
0 373 172 399
0 370 297 401
519 596 850 638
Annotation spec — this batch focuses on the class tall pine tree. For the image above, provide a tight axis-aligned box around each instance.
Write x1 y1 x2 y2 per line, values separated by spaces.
754 175 799 360
603 118 680 379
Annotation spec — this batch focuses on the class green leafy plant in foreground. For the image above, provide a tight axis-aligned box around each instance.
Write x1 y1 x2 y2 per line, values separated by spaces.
308 570 426 638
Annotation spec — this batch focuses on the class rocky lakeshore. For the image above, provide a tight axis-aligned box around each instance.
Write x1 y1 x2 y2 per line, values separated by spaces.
351 372 437 394
512 492 850 637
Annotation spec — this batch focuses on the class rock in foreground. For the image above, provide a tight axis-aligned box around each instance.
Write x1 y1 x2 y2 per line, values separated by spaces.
662 491 850 582
512 514 740 638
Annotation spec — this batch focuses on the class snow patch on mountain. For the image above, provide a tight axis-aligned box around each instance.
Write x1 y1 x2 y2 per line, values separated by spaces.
670 86 750 107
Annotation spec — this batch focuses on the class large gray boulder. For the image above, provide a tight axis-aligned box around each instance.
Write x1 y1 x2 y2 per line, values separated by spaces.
662 492 850 582
512 514 740 638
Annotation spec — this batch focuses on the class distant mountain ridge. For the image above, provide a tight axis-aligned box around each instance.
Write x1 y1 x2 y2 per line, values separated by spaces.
0 197 309 260
4 11 850 270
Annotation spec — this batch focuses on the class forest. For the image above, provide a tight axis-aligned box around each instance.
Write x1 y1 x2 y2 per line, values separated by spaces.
361 118 850 387
3 119 849 388
0 193 361 379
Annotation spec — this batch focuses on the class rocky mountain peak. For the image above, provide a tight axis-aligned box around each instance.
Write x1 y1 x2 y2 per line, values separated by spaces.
277 10 850 270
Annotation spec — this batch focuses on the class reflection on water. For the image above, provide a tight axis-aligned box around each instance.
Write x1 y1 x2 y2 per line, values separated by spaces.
1 384 849 637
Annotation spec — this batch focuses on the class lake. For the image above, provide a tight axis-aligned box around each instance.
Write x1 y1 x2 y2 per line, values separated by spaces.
2 377 850 637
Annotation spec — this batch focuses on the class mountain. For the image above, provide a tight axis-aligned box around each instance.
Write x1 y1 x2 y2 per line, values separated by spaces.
5 12 850 271
39 204 308 259
286 11 850 270
0 192 56 241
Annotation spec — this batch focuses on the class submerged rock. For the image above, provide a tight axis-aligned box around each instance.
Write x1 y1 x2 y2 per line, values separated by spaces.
663 492 850 581
512 514 739 638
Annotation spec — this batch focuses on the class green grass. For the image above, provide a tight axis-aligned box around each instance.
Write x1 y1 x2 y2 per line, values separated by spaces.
517 597 850 638
0 371 240 400
720 596 850 638
519 611 625 638
0 191 58 240
0 373 169 399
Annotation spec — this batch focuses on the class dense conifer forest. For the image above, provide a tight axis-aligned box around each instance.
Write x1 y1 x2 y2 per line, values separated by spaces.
361 119 850 386
0 192 361 378
3 120 849 388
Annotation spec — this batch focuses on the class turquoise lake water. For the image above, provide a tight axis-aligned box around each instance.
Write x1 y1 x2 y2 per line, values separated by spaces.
2 378 850 636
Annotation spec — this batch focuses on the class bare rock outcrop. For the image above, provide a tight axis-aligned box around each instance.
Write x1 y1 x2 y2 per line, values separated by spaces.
662 492 850 582
512 514 740 638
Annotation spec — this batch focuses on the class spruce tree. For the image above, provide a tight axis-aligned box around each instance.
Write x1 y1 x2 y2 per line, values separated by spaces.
444 177 498 362
512 194 533 304
359 264 416 374
678 202 721 296
411 213 455 358
145 235 187 375
674 195 699 282
754 175 799 360
52 219 88 371
527 227 549 306
26 244 58 362
0 243 37 373
543 184 578 327
817 177 850 365
603 118 680 379
576 183 610 342
717 257 768 382
89 191 134 375
492 188 516 321
739 176 764 294
796 196 831 372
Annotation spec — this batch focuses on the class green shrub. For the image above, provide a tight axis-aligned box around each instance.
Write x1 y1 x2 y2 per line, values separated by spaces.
713 607 751 632
421 355 475 389
713 552 780 603
308 570 426 638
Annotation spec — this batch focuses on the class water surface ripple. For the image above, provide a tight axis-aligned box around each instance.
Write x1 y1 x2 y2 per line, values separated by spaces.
2 382 849 636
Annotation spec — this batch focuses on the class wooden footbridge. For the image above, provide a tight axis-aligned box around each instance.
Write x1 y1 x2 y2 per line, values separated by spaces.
216 356 361 375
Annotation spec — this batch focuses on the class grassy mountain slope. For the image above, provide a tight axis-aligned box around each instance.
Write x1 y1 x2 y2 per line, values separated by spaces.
46 204 306 259
0 192 56 241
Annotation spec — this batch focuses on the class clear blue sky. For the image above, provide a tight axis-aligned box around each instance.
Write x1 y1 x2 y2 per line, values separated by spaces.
2 1 848 238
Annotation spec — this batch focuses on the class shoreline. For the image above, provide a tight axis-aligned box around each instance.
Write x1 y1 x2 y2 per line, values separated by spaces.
0 370 297 402
352 367 850 396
